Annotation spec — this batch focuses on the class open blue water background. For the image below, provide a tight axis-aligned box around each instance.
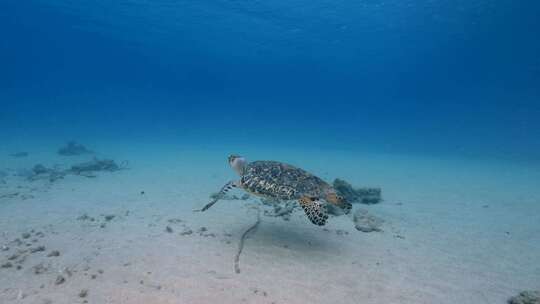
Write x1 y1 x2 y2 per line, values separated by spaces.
1 0 539 160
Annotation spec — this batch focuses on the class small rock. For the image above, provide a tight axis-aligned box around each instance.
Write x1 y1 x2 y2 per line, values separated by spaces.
1 262 13 268
199 227 207 232
78 289 88 298
104 215 115 221
100 223 106 228
180 229 193 236
8 252 21 261
30 246 46 253
55 275 65 285
97 269 104 274
33 263 47 274
1 245 9 251
165 226 173 233
22 233 31 239
47 250 60 257
167 218 182 224
32 164 50 175
508 290 540 304
77 214 95 221
353 209 383 233
335 229 349 236
90 274 97 279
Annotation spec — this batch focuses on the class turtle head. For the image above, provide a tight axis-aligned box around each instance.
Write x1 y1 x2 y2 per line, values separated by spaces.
228 155 247 176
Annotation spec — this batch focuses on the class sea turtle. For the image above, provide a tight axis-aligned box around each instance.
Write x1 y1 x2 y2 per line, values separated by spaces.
199 155 352 226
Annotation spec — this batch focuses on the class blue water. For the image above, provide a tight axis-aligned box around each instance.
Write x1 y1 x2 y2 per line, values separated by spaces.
1 2 540 303
1 0 539 161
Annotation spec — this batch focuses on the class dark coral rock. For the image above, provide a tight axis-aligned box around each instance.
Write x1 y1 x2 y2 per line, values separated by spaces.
333 178 382 204
32 165 50 175
29 164 66 182
70 158 120 174
58 141 92 156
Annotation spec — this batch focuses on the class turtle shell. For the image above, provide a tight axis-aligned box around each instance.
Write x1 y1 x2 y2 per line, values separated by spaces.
240 161 329 200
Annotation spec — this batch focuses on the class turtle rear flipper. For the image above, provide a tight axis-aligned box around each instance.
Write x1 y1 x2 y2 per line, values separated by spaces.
326 192 352 214
299 196 328 226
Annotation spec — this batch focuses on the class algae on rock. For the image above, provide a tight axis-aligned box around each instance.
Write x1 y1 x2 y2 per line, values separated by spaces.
333 178 382 204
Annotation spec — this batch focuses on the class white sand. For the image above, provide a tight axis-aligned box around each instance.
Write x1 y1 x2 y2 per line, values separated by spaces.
1 143 539 303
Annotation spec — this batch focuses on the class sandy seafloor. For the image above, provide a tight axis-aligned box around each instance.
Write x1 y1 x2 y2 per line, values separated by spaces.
1 140 539 304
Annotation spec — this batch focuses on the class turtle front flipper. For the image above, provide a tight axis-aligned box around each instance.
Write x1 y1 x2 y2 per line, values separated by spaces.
197 181 238 212
298 196 329 226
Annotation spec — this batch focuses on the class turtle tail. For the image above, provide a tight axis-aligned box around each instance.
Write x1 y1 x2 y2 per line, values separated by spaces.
326 192 352 214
